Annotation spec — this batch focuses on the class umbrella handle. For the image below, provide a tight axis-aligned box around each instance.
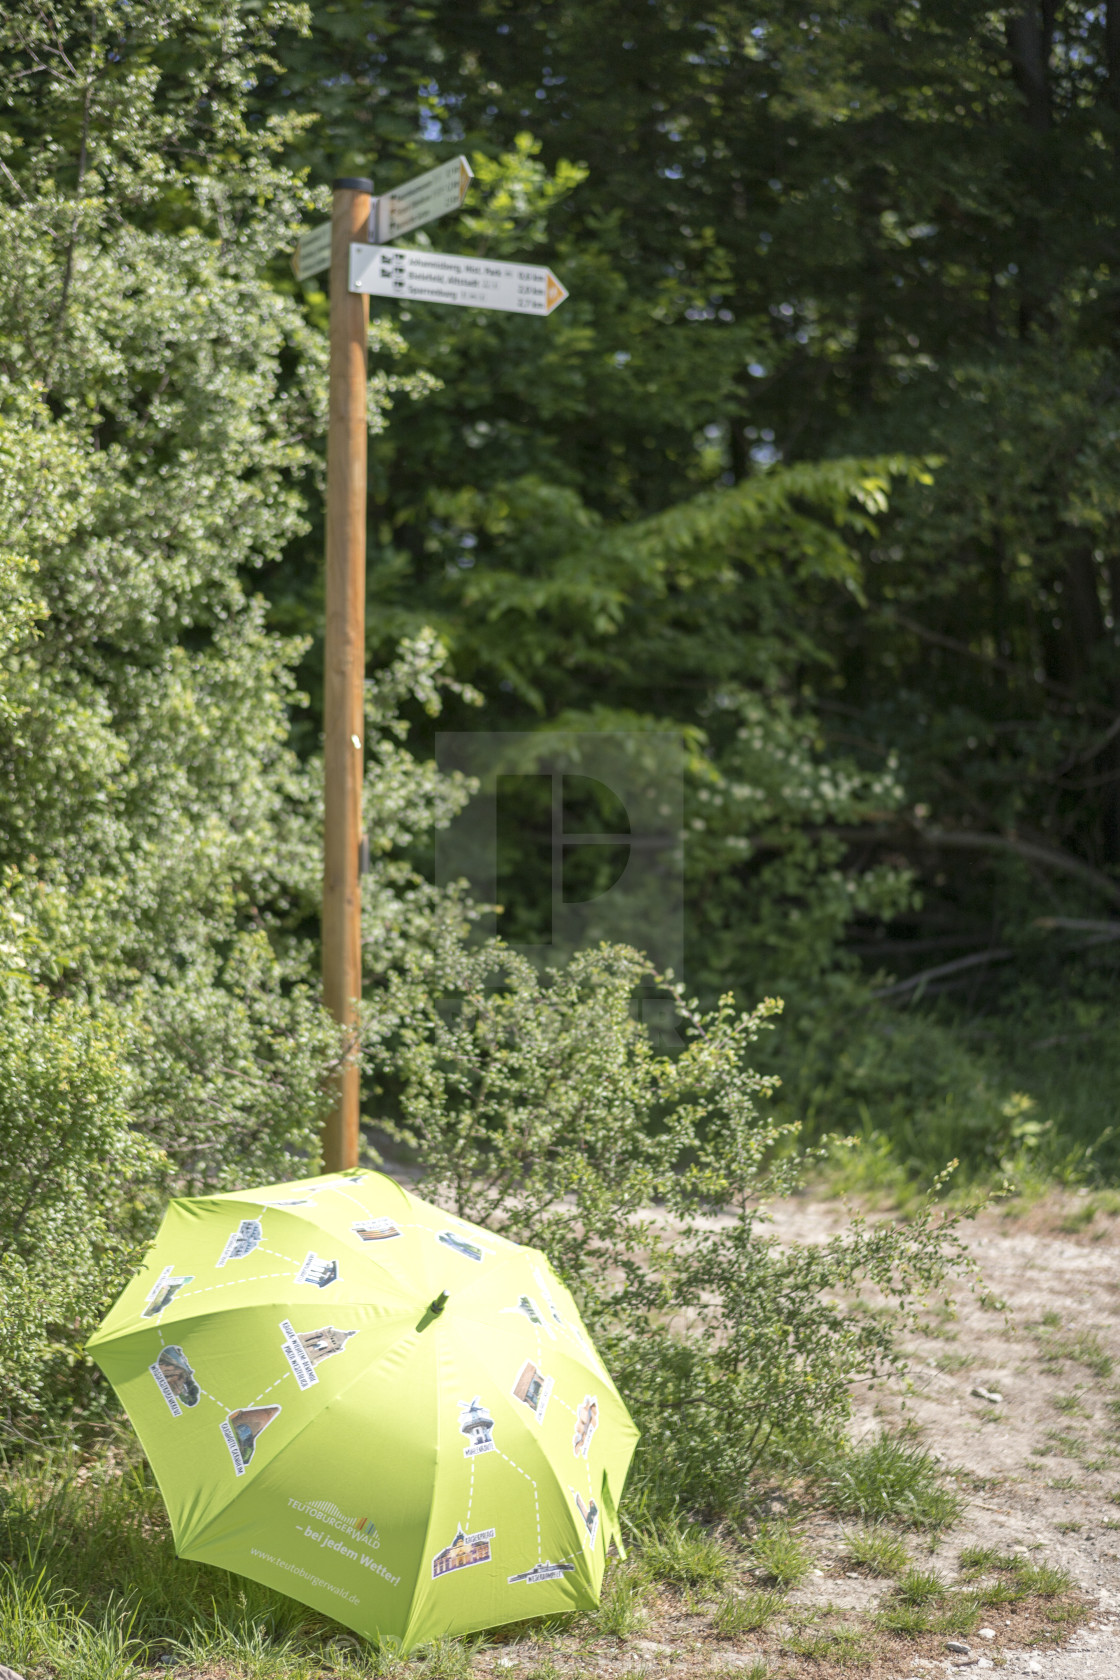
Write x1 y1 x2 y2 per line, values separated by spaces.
417 1290 450 1332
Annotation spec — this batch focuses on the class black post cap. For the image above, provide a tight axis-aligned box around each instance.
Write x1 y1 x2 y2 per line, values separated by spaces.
333 176 373 192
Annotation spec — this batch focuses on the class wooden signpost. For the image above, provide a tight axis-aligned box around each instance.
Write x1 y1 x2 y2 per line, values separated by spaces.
321 177 372 1176
313 166 569 1170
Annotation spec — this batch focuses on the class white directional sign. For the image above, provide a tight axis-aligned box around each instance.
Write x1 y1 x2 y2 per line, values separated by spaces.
292 220 332 281
373 156 473 244
349 244 568 315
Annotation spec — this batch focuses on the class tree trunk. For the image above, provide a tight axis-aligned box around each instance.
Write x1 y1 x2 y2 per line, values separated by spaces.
1106 0 1120 111
1006 2 1055 133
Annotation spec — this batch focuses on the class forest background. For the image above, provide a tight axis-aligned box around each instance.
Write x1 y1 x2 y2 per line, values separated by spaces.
3 0 1120 1460
282 0 1120 1187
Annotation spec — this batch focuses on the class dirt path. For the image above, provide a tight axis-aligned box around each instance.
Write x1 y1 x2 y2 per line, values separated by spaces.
768 1192 1120 1677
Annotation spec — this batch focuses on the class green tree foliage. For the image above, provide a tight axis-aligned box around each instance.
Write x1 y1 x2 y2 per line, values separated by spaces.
0 899 158 1420
0 2 978 1528
0 1 461 1416
0 2 343 1199
249 0 1120 1178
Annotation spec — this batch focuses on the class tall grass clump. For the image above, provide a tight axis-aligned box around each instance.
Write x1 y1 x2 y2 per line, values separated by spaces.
637 1517 733 1591
818 1436 964 1529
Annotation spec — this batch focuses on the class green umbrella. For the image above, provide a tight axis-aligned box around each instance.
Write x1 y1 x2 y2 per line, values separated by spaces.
88 1169 637 1651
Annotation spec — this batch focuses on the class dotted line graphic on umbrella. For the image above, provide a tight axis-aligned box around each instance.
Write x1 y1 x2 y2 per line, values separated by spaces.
464 1452 477 1529
247 1370 291 1409
172 1270 293 1308
195 1383 234 1415
496 1448 543 1565
547 1391 595 1494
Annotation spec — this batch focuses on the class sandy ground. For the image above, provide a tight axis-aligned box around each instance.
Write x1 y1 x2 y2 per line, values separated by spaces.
468 1192 1120 1680
769 1192 1120 1677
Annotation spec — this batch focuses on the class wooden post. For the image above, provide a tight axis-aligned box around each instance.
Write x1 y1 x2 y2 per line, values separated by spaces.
321 176 371 1172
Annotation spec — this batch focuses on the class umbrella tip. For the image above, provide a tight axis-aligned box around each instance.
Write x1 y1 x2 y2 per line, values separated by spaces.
429 1290 450 1316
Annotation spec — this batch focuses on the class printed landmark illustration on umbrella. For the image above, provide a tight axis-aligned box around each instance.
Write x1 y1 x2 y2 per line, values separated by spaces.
88 1170 637 1650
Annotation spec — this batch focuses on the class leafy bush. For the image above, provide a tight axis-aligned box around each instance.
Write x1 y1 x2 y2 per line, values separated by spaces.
371 936 973 1516
0 6 974 1549
0 909 160 1420
0 0 481 1426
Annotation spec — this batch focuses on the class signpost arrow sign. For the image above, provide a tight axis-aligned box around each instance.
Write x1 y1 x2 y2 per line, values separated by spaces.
292 220 332 281
349 244 568 315
373 155 474 244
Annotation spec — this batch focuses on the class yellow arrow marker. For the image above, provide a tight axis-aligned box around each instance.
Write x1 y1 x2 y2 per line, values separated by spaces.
545 273 568 314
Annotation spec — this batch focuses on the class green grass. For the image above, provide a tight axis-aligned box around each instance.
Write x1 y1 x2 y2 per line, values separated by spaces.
748 1522 812 1589
521 1657 566 1680
1059 1203 1098 1234
410 1640 476 1680
931 1351 975 1372
1038 1328 1114 1379
636 1517 732 1591
0 1566 140 1680
1052 1392 1091 1416
957 1545 1018 1576
782 1626 870 1664
0 1447 339 1676
1045 1429 1087 1455
590 1566 649 1637
895 1568 941 1606
0 1406 1088 1680
817 1436 963 1529
876 1589 983 1638
871 1559 1059 1639
974 1578 1021 1606
1044 1601 1085 1626
711 1590 785 1637
951 1550 1073 1604
1013 1560 1073 1597
843 1527 909 1577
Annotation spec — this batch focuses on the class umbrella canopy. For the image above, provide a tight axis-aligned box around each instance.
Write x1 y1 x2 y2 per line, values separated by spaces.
88 1169 638 1651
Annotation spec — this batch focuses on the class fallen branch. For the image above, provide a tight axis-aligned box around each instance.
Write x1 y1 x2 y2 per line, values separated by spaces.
882 609 1112 718
871 948 1014 1000
922 827 1120 910
824 823 1120 912
1034 916 1120 937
